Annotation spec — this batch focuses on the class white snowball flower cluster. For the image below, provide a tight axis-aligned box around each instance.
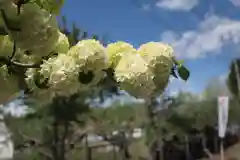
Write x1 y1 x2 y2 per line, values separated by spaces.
115 53 156 99
106 41 136 68
25 39 108 103
6 3 59 57
25 54 79 100
25 68 54 105
67 39 108 71
112 41 175 98
40 54 79 95
67 39 107 87
23 40 176 102
0 0 191 107
0 0 185 104
138 42 174 96
53 31 70 54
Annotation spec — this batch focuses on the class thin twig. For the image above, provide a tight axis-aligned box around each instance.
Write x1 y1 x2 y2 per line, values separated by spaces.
10 42 16 60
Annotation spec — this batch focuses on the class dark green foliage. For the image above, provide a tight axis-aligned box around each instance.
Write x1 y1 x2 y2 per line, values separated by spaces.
228 59 240 97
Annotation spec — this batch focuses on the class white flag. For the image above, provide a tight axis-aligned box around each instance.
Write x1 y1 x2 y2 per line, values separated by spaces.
218 96 229 138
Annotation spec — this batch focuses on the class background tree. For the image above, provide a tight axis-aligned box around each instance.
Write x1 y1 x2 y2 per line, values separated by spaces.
227 59 240 99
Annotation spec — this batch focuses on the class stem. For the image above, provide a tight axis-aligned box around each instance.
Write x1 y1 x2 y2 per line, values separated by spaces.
145 98 161 160
10 42 17 60
52 120 59 160
59 122 69 160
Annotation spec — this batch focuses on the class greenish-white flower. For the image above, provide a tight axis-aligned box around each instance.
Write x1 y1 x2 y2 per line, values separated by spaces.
39 54 80 96
138 42 174 95
106 41 136 68
25 53 106 101
25 54 79 103
25 68 54 105
33 0 64 15
115 53 156 99
9 3 59 57
0 65 20 104
53 31 70 54
67 39 108 71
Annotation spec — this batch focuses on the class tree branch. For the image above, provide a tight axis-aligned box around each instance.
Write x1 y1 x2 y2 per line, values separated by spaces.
0 56 41 68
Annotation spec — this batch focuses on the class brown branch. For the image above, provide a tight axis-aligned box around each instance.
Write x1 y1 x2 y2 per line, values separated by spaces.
0 56 41 68
11 60 41 68
10 42 17 60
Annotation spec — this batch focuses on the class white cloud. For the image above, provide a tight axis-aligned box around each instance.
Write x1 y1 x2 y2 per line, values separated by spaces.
229 0 240 7
156 0 198 11
161 15 240 59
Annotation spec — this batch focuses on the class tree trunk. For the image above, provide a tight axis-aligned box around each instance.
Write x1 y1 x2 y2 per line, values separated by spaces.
201 134 213 159
185 135 191 160
52 120 59 160
59 122 69 160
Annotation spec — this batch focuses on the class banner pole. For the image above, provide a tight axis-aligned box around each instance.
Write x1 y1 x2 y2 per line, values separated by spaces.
220 138 224 160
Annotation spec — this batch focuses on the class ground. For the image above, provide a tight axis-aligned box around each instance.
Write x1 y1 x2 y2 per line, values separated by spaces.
201 142 240 160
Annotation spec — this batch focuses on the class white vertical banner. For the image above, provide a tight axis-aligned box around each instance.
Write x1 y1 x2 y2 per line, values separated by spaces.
218 96 229 138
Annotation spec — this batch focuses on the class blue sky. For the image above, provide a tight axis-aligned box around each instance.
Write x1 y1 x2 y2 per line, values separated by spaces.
61 0 240 95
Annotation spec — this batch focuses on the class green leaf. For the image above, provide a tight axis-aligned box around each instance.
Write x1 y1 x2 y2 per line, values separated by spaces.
176 60 184 65
177 65 190 81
